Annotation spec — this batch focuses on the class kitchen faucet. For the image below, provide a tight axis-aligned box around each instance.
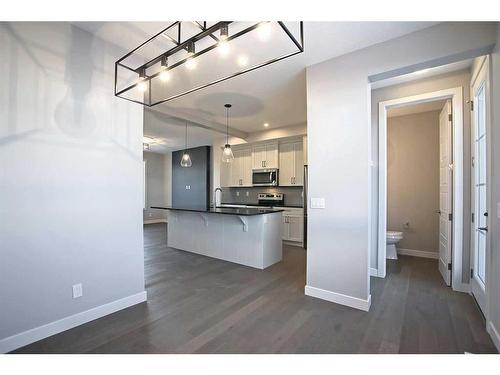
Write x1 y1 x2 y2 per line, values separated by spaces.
213 187 222 208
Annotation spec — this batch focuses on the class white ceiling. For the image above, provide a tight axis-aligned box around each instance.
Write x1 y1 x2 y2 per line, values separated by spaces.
387 100 447 118
76 21 440 152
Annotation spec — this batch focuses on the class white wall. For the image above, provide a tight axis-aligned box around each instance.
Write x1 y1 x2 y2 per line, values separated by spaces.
0 23 145 352
488 23 500 352
371 70 473 280
143 151 171 222
305 22 497 309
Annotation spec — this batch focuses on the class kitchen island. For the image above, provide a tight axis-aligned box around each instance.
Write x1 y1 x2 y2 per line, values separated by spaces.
151 206 284 269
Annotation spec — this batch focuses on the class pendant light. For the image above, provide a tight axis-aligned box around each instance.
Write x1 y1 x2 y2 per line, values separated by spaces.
180 121 192 168
222 103 234 163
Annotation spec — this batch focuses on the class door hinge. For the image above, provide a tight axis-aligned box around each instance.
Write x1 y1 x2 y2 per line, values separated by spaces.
448 263 452 271
448 113 453 121
470 100 474 111
471 268 474 278
448 213 453 221
472 213 474 223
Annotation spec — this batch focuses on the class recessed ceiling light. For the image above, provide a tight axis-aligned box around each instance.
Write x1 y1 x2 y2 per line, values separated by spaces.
263 123 269 128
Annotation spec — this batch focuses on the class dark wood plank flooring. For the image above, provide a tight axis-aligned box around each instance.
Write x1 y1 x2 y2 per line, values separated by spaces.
13 223 497 354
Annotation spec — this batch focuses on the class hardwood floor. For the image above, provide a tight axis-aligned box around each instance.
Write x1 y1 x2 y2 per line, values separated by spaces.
13 223 497 354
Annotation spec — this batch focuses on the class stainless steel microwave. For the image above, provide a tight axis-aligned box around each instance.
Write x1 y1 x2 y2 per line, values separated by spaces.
252 169 278 186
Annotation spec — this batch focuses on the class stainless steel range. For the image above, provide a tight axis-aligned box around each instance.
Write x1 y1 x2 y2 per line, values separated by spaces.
257 193 284 207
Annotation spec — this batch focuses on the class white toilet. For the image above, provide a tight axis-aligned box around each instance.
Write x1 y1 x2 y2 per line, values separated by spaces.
386 231 403 260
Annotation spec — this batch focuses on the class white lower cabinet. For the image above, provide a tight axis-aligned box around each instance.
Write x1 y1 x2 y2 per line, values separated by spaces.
282 208 304 245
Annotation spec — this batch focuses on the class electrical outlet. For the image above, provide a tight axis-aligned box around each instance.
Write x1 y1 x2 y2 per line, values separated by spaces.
246 191 249 197
72 283 83 299
236 191 240 197
311 198 325 209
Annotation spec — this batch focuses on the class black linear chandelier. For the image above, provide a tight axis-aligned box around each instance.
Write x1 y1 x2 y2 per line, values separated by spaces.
114 21 304 106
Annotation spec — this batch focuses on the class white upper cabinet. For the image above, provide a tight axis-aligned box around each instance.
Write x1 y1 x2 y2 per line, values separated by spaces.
222 147 252 187
279 140 303 186
252 142 278 169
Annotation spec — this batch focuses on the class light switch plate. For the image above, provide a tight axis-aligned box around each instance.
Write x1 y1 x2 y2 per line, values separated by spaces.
72 283 83 299
236 191 240 196
311 198 325 209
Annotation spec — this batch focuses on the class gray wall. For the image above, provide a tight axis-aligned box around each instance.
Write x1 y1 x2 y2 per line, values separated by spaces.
371 70 472 281
0 23 145 349
387 111 440 253
306 22 497 305
489 24 500 351
143 151 171 221
172 146 210 209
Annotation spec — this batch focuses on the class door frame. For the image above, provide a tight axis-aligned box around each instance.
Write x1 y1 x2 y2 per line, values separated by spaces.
469 55 492 321
377 87 466 293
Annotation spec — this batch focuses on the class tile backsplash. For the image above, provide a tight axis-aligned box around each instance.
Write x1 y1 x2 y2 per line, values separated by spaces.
221 186 304 207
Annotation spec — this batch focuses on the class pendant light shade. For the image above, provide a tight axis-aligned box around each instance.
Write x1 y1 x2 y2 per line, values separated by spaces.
180 121 192 168
222 104 234 163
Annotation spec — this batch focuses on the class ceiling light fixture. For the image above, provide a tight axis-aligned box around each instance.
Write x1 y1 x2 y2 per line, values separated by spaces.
180 121 192 168
115 21 304 106
263 123 269 128
222 104 234 163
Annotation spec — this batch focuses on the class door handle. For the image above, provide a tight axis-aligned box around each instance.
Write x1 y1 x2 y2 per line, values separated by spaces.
478 226 488 232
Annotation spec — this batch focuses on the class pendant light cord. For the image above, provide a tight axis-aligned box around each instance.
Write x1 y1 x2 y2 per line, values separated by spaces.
185 121 188 153
226 107 229 144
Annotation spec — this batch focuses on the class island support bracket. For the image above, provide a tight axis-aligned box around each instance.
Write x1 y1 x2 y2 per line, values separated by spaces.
237 216 248 232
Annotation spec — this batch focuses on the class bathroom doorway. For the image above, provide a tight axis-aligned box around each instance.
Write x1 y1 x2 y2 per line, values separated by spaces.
377 87 465 290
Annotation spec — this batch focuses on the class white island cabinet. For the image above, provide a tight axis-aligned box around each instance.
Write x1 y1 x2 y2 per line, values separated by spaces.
153 206 283 269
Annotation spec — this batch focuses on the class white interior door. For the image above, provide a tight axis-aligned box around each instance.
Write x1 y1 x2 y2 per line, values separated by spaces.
471 60 489 315
438 100 453 286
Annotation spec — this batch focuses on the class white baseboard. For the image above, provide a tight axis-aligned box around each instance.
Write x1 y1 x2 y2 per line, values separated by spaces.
144 219 167 224
397 248 439 259
305 285 371 312
487 321 500 353
370 267 379 277
0 291 147 353
453 282 471 294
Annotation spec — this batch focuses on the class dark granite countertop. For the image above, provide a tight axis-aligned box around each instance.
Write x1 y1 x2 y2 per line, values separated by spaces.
221 202 304 209
151 206 284 216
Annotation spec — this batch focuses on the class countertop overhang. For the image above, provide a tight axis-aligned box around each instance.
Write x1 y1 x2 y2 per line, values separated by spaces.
151 206 284 216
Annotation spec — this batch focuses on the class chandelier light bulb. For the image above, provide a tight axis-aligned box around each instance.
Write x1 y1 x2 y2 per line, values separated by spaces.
138 80 148 92
186 58 197 70
159 70 170 82
218 40 230 57
257 22 272 41
237 55 249 67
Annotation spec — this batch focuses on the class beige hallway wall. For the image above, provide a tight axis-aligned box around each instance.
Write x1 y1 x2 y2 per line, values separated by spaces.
387 110 440 253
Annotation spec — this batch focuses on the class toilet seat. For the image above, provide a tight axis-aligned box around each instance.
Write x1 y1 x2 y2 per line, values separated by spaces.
386 231 403 239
